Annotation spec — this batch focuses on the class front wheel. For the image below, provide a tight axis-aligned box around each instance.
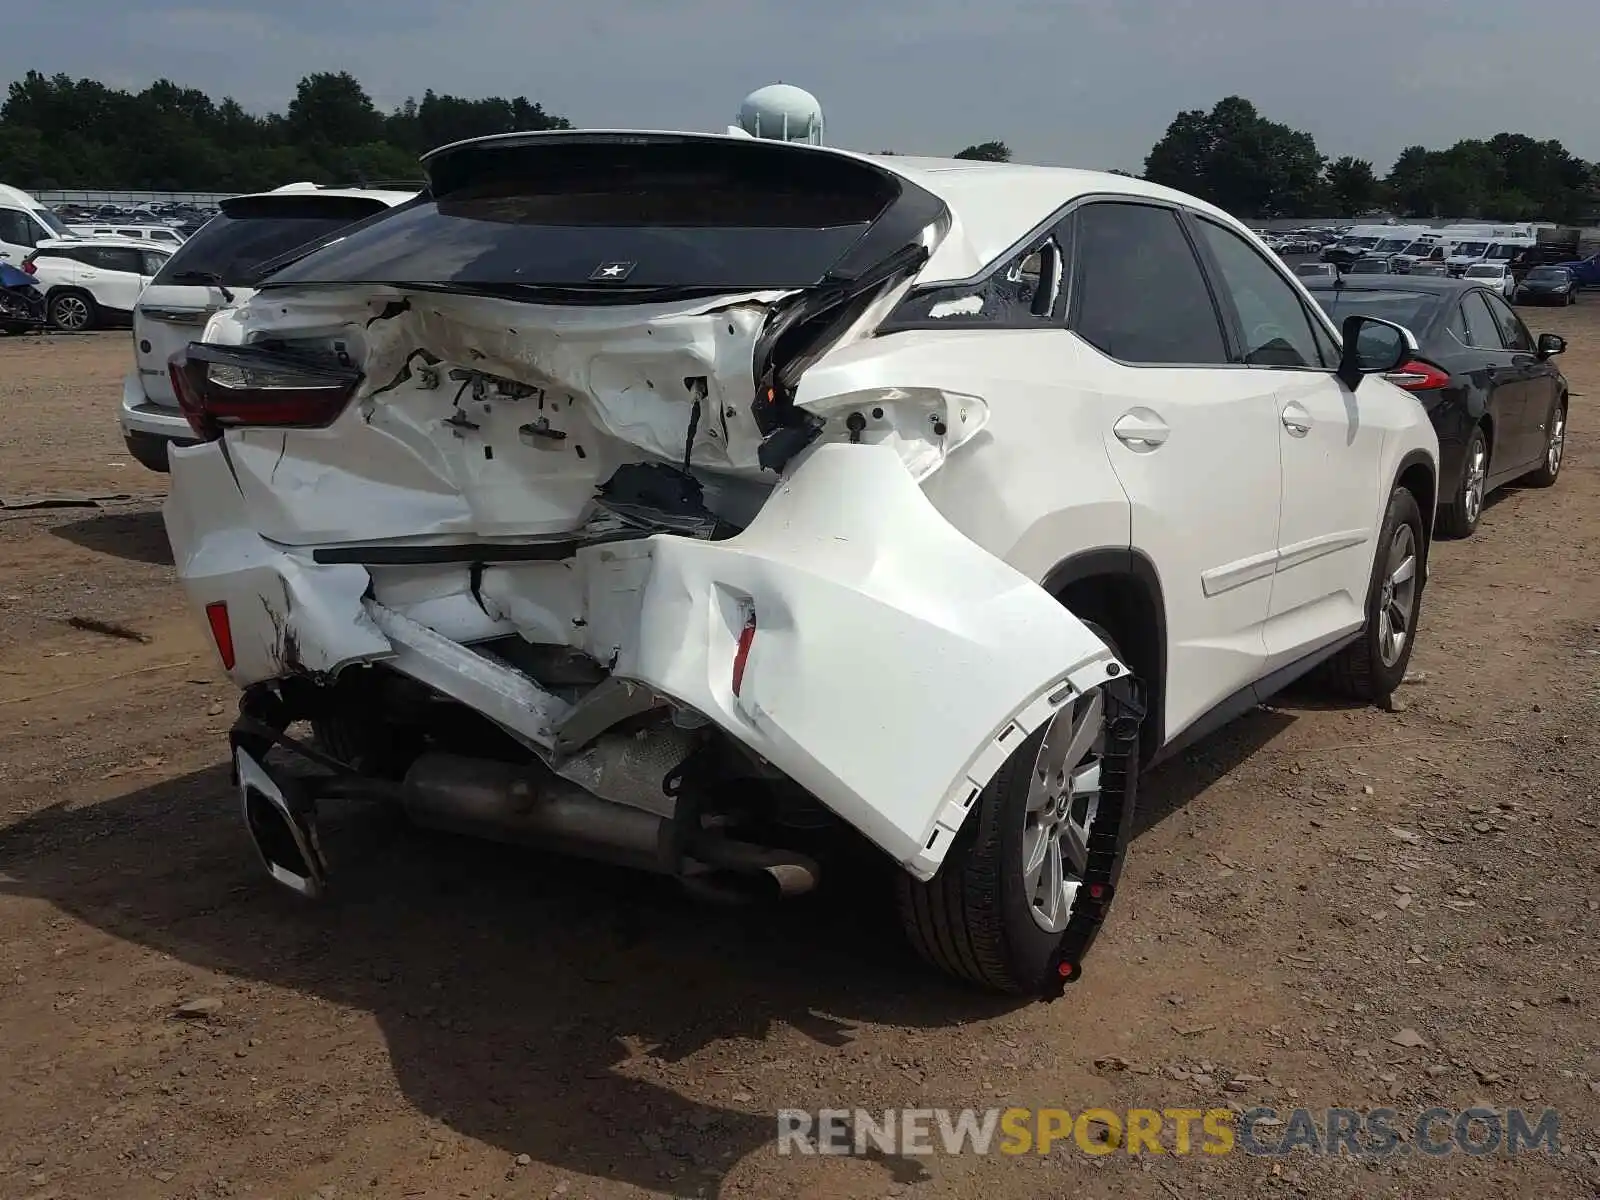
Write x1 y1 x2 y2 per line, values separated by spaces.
1319 485 1425 701
897 660 1135 994
1521 398 1566 487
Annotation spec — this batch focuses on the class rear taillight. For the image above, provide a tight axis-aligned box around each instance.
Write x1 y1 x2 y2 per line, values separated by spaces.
1384 359 1451 391
169 343 362 442
21 256 36 275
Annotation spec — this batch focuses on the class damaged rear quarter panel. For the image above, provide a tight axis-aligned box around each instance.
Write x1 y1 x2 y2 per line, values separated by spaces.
577 442 1118 876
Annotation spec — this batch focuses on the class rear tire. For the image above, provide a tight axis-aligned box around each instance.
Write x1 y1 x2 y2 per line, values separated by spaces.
1320 485 1425 701
1437 426 1487 539
48 290 97 332
897 623 1130 994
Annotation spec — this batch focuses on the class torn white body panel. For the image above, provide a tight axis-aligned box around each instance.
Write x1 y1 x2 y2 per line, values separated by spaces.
165 432 1120 877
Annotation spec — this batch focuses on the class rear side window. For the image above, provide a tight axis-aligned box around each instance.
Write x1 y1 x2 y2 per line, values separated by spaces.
1458 292 1502 349
1070 202 1228 365
1194 217 1328 368
153 199 391 288
83 246 145 273
1482 293 1533 351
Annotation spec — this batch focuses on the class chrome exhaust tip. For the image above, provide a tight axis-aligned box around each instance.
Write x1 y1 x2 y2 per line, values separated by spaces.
236 747 327 899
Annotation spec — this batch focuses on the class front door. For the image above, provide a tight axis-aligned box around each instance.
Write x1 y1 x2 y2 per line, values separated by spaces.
1188 215 1383 670
1480 291 1556 473
1068 200 1280 740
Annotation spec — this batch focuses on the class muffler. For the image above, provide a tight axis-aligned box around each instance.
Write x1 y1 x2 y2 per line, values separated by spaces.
400 753 819 895
237 747 328 899
402 753 673 873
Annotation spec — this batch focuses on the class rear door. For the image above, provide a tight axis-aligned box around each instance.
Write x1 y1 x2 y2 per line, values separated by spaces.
1480 291 1556 471
79 246 146 314
1465 291 1536 473
134 195 396 409
1189 214 1383 670
1067 199 1280 740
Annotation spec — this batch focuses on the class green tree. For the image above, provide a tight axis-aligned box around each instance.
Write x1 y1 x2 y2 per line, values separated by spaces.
954 141 1012 162
0 70 572 191
1143 97 1324 217
1324 156 1379 215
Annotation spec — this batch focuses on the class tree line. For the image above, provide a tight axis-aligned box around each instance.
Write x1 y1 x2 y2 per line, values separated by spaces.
1141 96 1598 222
3 73 1595 224
0 70 569 192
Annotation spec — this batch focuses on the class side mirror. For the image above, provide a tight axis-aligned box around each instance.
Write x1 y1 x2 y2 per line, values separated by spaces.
1338 315 1417 389
1536 333 1566 359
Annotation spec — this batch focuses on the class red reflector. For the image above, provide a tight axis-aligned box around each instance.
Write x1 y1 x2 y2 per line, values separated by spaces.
1088 883 1106 900
731 610 757 696
1384 359 1450 391
22 259 36 275
1058 961 1075 978
205 601 236 671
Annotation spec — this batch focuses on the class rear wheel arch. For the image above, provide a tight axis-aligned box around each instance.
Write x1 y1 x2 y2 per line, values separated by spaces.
1040 548 1166 762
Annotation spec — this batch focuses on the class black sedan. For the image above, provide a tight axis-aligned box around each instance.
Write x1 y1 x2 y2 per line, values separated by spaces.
1304 276 1569 538
1514 265 1578 307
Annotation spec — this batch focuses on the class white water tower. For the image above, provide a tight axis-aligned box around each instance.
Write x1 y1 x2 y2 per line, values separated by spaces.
736 83 825 145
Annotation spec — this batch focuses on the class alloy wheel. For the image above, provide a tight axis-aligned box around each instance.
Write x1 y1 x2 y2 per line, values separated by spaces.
1376 524 1418 668
1547 409 1565 476
52 295 89 331
1021 687 1104 934
1462 440 1487 526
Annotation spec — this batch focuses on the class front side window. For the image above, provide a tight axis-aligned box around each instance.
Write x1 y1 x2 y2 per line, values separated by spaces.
1194 217 1327 368
1482 293 1533 351
141 249 171 275
1071 202 1227 365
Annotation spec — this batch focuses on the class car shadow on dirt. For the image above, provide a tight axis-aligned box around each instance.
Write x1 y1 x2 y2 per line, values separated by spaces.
0 713 1290 1195
50 506 173 566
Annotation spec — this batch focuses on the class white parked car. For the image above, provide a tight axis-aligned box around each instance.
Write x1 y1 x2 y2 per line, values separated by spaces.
163 132 1439 995
66 223 187 246
120 185 415 472
1462 261 1516 299
24 237 174 331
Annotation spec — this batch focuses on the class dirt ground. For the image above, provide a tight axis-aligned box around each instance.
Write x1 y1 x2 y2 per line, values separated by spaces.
1 312 1598 1200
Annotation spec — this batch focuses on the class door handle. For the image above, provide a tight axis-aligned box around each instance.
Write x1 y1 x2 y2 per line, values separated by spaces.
1112 409 1169 451
1280 402 1312 437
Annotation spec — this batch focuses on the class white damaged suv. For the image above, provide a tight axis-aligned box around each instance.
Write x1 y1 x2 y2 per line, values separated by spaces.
163 131 1439 995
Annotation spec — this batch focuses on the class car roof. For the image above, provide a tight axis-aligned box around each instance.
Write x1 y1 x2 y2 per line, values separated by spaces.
421 128 1257 286
36 236 170 253
1303 276 1479 296
241 184 416 206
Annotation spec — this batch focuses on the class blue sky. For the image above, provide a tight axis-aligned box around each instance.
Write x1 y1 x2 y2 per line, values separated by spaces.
3 0 1596 173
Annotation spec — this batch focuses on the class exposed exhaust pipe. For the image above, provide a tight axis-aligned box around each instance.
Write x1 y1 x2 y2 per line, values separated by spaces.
236 747 819 900
236 747 327 899
401 754 820 896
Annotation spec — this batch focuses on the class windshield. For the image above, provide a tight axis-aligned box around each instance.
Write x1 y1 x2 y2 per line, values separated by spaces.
152 198 393 288
1485 244 1520 260
1452 241 1488 257
262 135 943 297
1310 288 1440 332
1375 238 1412 253
36 209 71 237
1343 237 1380 249
1398 240 1434 256
1464 265 1503 278
1527 267 1569 282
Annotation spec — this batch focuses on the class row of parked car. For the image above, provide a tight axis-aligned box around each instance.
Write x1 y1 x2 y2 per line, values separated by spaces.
75 132 1571 998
